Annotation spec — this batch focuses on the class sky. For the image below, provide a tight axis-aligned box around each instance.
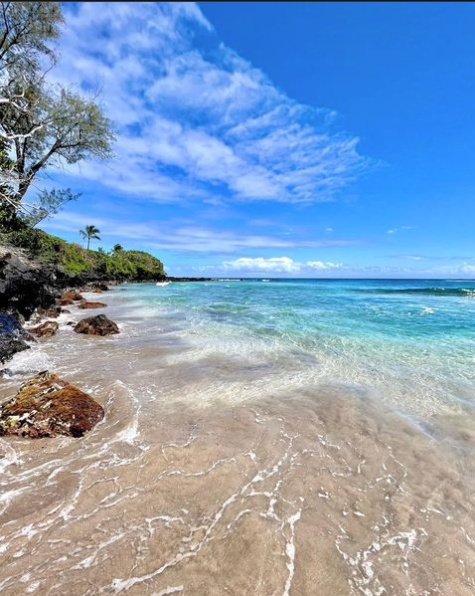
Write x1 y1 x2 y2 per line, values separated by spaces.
40 2 475 278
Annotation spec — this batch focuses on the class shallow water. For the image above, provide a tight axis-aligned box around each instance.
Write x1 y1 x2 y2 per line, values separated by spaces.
1 280 475 595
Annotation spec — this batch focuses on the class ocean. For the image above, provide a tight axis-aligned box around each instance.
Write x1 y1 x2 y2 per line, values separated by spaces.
1 279 475 595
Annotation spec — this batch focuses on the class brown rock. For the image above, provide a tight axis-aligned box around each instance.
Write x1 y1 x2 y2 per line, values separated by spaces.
93 288 103 294
74 314 119 336
0 371 104 438
62 290 85 302
78 301 107 310
95 283 110 291
36 306 61 319
59 298 74 306
30 321 59 338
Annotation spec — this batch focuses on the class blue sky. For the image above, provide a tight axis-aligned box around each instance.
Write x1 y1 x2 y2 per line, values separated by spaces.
41 2 475 277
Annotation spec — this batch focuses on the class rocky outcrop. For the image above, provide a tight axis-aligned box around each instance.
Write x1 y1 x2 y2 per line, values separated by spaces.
62 290 84 302
0 314 31 364
0 371 104 438
30 321 59 338
0 245 68 319
74 314 119 336
78 301 107 310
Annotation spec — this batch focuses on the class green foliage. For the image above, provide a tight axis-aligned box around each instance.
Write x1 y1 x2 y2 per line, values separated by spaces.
1 221 165 280
0 2 63 74
0 1 115 210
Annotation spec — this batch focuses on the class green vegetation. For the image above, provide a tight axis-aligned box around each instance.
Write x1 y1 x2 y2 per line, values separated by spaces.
0 220 165 280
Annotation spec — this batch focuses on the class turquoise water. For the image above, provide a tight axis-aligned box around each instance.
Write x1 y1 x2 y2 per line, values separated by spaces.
111 278 475 431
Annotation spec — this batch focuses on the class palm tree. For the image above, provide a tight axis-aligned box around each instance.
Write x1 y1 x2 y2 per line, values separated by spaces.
113 243 123 253
80 225 101 250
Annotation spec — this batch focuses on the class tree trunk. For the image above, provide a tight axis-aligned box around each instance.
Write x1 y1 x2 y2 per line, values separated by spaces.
87 237 90 250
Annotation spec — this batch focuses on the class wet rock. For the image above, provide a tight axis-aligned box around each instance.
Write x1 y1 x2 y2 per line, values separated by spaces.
93 288 103 294
36 305 62 319
78 301 107 310
58 298 74 306
0 371 104 438
94 282 109 291
30 321 59 338
66 321 75 326
62 308 71 314
0 314 31 363
74 314 119 336
62 290 84 302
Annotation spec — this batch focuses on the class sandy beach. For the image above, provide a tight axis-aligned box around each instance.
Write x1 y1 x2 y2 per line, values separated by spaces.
1 284 475 595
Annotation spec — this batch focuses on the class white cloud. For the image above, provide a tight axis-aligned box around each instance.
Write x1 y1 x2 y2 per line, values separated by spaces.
325 227 334 232
307 260 344 270
222 257 344 273
49 2 371 205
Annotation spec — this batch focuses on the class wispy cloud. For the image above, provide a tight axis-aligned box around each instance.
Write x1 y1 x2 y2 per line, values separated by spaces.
222 257 345 273
50 2 371 206
43 212 359 254
386 226 414 235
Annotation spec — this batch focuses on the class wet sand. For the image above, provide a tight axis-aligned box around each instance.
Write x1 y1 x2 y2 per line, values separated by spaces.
1 294 475 595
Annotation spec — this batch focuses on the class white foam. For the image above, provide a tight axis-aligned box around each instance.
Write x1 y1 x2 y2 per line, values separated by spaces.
0 441 21 474
6 345 52 375
153 587 184 596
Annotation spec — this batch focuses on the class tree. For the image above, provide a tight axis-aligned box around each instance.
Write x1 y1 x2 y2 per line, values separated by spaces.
113 243 123 253
0 2 114 217
79 225 100 250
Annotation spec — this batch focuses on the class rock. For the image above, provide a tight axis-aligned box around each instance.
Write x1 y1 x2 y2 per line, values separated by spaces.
62 308 71 314
0 314 31 364
36 305 62 319
0 371 104 438
66 321 75 326
30 321 59 338
93 288 103 294
95 283 109 291
58 298 74 306
62 290 84 302
78 301 107 310
0 246 65 319
74 314 119 336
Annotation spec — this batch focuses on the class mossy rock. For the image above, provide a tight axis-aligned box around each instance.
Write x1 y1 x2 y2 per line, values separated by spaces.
0 371 104 438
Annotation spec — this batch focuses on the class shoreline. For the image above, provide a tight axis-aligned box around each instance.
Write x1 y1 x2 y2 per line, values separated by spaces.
1 282 475 594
